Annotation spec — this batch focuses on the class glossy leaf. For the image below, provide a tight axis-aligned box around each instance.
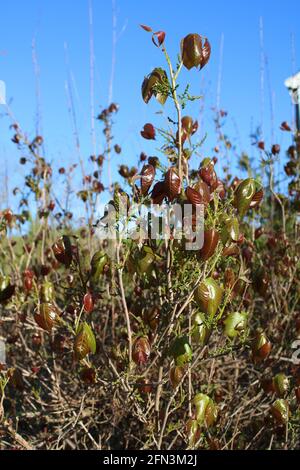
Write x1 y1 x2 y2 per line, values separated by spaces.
192 312 210 345
273 373 289 398
169 365 185 388
152 31 165 47
34 303 60 333
170 336 192 366
252 330 271 364
40 281 54 303
193 393 218 427
52 235 73 267
234 178 256 216
132 336 151 366
198 229 219 261
140 24 152 32
186 184 210 207
165 168 181 202
74 322 96 360
186 419 201 447
83 292 94 313
249 188 264 209
221 217 240 244
194 278 223 317
142 68 169 105
90 251 108 284
141 123 156 140
270 399 289 425
224 311 247 338
151 181 166 204
141 164 155 195
181 34 211 70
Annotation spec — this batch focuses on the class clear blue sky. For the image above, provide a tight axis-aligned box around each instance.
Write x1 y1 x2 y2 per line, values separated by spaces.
0 0 299 208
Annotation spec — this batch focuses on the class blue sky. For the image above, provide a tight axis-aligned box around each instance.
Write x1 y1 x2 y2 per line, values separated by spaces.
0 0 299 208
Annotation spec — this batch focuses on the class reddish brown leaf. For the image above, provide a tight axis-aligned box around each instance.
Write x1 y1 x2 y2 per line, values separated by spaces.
181 33 211 70
193 181 211 205
83 292 94 314
140 24 152 32
141 164 155 195
165 168 181 202
151 181 166 205
198 229 220 261
250 188 264 209
141 123 156 140
152 31 166 47
132 337 151 366
280 121 291 132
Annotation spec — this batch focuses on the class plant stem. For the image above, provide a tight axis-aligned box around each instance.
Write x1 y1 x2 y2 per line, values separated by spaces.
163 47 183 180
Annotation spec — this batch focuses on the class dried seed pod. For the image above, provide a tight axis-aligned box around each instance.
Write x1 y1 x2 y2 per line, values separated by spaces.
132 336 151 366
34 303 60 333
251 330 271 364
52 235 72 267
198 229 219 261
165 168 181 202
74 322 96 360
224 311 248 338
273 373 289 398
270 399 289 425
170 336 192 366
169 365 185 388
181 34 211 70
233 178 256 217
194 278 223 317
193 393 218 427
141 164 155 195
